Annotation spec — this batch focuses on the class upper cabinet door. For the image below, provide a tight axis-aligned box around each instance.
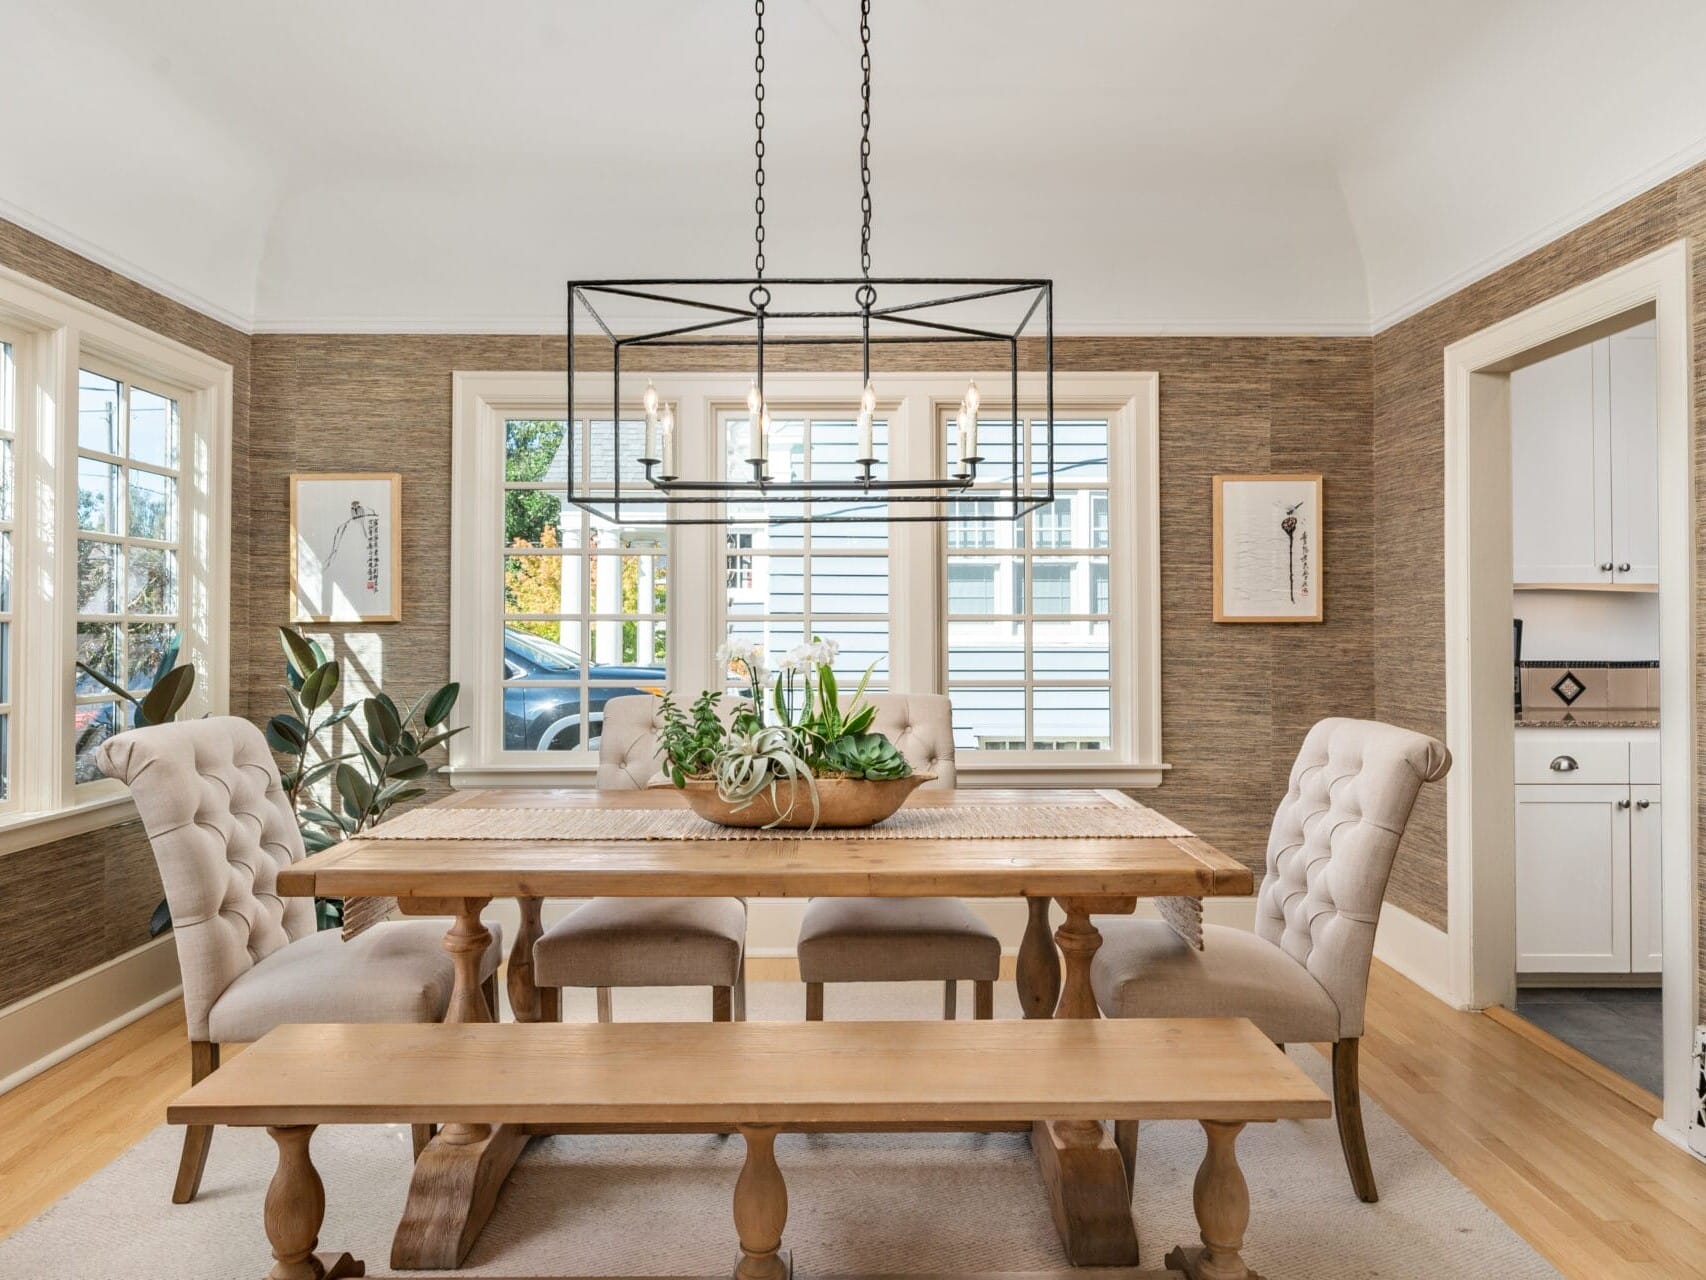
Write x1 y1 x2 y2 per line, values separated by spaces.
1608 328 1658 585
1511 343 1612 585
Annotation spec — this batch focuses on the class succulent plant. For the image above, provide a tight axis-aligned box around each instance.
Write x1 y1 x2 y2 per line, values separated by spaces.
819 732 913 781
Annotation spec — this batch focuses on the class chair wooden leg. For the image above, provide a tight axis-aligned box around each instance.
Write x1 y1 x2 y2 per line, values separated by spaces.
732 958 747 1022
539 985 562 1023
974 979 994 1020
805 982 824 1021
1115 1120 1138 1188
173 1041 218 1204
943 980 958 1020
481 972 500 1019
411 1125 436 1159
713 985 733 1022
596 987 614 1023
1333 1038 1378 1203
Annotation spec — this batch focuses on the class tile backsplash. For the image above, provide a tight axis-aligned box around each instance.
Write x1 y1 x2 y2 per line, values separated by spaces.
1518 660 1659 714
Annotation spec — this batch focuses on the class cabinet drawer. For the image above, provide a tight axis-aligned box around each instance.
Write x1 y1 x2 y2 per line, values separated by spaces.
1515 734 1628 784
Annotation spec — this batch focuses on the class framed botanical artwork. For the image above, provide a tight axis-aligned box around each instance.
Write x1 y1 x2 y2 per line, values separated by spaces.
1212 473 1324 623
289 472 403 623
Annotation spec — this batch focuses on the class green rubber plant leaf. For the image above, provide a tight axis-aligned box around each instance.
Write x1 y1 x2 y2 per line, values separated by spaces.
384 754 428 780
336 762 374 822
422 683 460 729
300 661 340 711
280 627 320 683
363 696 402 753
151 633 183 688
137 664 195 726
266 714 308 753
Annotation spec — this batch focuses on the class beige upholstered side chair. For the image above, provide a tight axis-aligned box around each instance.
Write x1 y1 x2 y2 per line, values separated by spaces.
1091 717 1449 1203
98 717 503 1203
532 694 748 1022
796 694 1000 1020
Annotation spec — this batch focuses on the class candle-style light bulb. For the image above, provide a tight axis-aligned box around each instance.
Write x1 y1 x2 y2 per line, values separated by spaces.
750 409 769 466
660 405 676 477
860 381 878 416
642 381 661 462
746 382 763 416
963 381 980 416
857 409 874 462
955 407 971 468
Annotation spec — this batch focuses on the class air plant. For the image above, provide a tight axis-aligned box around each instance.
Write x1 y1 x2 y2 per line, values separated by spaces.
712 723 819 828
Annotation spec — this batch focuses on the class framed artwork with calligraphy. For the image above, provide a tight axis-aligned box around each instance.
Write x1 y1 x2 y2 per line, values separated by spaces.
289 472 403 623
1212 473 1323 623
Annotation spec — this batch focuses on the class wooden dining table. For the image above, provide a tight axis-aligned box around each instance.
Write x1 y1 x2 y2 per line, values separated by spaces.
275 785 1252 1271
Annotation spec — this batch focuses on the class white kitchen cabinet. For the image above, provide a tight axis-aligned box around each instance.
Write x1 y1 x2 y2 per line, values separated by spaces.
1629 785 1663 973
1608 329 1658 584
1511 323 1657 587
1515 783 1631 973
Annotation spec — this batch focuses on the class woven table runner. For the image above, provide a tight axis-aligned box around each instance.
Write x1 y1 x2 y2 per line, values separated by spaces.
372 801 1192 843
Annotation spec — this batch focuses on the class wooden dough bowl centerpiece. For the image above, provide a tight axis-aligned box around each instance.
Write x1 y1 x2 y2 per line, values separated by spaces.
656 640 925 832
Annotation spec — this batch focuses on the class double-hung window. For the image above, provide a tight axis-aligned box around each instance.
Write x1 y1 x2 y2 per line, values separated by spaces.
451 371 1159 786
0 267 231 847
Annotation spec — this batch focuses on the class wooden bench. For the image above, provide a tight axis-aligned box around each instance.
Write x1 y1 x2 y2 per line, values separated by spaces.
168 1017 1330 1280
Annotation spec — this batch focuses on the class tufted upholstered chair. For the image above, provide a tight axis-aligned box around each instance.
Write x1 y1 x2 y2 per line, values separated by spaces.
533 695 748 1023
1091 717 1450 1202
796 694 1001 1021
98 717 503 1202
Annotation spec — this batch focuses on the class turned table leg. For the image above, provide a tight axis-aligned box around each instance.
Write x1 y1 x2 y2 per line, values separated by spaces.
733 1125 791 1280
1165 1121 1260 1280
507 896 546 1024
263 1126 363 1280
1017 896 1062 1019
1030 895 1139 1267
388 896 528 1270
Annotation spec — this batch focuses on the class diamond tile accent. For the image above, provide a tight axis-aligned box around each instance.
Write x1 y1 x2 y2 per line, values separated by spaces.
1550 670 1587 706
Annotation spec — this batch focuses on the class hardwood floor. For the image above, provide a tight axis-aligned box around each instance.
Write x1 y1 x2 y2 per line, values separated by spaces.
1 960 1703 1278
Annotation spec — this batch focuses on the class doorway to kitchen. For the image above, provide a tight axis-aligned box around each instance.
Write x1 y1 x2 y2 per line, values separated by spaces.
1442 241 1700 1153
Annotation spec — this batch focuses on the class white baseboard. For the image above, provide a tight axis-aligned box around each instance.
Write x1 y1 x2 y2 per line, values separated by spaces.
0 936 183 1095
1373 902 1457 1006
479 894 1261 959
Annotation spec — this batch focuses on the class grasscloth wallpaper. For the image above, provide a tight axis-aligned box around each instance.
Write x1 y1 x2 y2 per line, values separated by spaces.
6 157 1706 1020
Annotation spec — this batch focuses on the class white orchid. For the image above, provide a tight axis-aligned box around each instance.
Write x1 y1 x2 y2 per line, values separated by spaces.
717 641 768 682
787 637 840 670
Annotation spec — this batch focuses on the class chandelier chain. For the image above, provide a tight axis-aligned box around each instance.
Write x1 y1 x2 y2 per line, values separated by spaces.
858 0 873 279
753 0 767 280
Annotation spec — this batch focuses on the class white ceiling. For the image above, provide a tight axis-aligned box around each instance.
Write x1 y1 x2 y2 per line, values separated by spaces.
6 0 1706 334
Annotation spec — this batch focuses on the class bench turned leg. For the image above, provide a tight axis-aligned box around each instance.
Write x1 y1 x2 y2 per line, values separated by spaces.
733 1125 790 1280
264 1125 363 1280
173 1041 218 1203
1165 1120 1259 1280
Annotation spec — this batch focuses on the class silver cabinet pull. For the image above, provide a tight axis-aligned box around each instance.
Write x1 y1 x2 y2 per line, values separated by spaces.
1600 562 1615 571
1618 562 1631 572
1617 798 1631 809
1549 755 1579 772
1636 799 1651 809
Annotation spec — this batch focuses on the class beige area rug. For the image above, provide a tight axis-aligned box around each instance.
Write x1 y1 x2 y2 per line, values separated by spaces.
0 983 1559 1280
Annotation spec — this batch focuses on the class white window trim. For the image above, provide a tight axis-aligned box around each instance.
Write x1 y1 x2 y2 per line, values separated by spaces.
0 263 232 855
449 369 1163 788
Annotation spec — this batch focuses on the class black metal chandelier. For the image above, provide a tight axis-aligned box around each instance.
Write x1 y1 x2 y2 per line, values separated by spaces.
566 0 1054 526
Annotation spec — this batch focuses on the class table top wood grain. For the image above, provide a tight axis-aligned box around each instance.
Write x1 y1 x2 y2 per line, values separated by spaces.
168 1018 1327 1127
276 787 1253 901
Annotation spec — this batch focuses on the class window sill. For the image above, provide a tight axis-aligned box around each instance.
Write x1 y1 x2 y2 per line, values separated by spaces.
444 761 1171 790
0 792 139 857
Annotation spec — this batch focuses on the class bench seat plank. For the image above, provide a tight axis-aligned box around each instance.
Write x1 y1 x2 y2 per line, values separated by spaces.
169 1018 1329 1129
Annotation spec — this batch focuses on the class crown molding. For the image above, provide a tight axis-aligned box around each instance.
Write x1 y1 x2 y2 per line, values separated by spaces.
0 197 255 335
1367 129 1706 335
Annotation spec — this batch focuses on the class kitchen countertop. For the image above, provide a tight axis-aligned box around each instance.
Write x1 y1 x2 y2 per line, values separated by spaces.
1515 710 1659 729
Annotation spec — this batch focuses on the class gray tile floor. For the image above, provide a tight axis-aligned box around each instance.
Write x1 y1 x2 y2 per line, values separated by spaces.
1514 986 1663 1095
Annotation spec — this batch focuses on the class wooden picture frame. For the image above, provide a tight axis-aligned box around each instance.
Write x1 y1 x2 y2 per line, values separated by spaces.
289 472 403 623
1212 473 1324 623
